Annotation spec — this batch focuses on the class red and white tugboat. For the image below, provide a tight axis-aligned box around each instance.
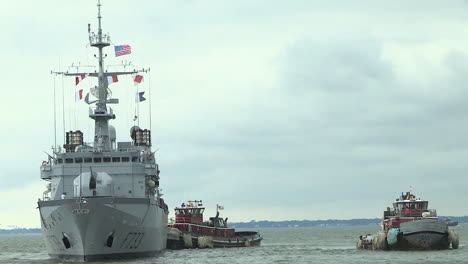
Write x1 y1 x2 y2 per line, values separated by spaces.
357 188 459 250
167 201 262 249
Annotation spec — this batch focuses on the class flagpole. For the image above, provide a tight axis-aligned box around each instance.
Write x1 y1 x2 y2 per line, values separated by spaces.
74 66 78 130
149 69 152 136
61 71 66 146
137 81 140 127
53 73 57 149
68 75 72 132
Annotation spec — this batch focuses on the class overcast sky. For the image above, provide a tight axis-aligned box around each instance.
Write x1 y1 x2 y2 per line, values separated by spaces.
1 0 468 228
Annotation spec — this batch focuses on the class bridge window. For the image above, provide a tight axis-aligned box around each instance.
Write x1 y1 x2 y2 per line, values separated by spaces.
65 158 73 164
122 157 130 162
93 157 102 163
75 158 83 163
194 208 205 214
422 202 428 210
57 159 63 164
131 156 138 162
112 157 121 162
103 157 111 163
84 157 92 163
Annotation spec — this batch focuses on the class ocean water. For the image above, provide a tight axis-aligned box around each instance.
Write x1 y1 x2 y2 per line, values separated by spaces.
0 225 466 264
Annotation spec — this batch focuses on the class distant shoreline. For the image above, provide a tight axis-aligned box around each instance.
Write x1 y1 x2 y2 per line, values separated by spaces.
229 215 468 228
2 216 466 234
0 228 42 234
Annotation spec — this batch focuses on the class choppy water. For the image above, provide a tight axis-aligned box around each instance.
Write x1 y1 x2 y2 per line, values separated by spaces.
0 225 467 263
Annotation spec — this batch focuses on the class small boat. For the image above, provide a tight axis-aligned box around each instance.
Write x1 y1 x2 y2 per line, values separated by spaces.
357 188 459 250
167 201 262 249
444 218 459 227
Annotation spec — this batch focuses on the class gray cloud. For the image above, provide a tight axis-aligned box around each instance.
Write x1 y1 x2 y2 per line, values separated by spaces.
158 33 468 218
279 36 395 94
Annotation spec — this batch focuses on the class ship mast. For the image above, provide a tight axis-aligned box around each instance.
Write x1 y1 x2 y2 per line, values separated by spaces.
54 0 148 152
89 0 113 152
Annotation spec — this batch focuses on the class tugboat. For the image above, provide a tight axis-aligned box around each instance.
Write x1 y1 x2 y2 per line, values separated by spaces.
167 201 262 249
357 189 459 250
37 1 168 261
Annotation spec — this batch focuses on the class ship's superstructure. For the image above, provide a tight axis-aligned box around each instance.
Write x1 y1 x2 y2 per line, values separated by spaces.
37 1 168 261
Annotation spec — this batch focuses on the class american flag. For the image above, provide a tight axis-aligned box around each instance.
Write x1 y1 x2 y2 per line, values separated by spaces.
114 45 131 57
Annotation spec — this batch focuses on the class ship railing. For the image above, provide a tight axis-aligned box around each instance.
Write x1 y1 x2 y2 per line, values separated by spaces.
89 106 114 115
427 209 437 217
42 192 50 201
89 33 110 46
51 152 158 167
40 163 52 171
55 141 151 154
171 223 235 237
395 208 438 218
59 142 141 153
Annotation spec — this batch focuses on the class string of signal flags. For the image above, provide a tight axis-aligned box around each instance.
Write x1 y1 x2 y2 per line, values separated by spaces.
74 44 146 103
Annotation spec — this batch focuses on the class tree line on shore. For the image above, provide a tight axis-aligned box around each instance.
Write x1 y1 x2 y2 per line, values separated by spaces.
1 216 466 233
230 216 468 228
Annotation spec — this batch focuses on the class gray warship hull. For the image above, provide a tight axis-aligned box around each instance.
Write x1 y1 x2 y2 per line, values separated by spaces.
38 197 167 261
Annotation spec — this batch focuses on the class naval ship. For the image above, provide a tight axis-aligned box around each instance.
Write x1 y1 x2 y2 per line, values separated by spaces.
37 1 168 261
